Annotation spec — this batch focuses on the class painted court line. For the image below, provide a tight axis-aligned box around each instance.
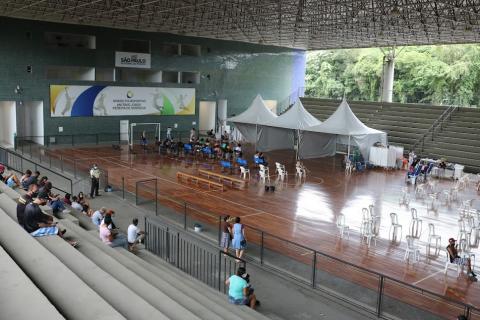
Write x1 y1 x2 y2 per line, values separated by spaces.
412 270 444 286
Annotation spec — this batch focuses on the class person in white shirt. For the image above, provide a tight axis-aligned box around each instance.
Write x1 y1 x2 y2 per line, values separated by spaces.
166 126 172 140
127 218 145 251
89 164 101 198
91 207 107 227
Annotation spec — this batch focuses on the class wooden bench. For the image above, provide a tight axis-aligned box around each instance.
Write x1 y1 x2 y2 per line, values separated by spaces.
176 172 224 191
198 169 248 189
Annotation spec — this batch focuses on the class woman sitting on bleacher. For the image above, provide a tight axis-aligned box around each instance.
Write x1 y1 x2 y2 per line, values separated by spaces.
226 267 257 309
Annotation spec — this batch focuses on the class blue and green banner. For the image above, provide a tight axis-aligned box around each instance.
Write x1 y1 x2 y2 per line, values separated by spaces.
50 85 195 117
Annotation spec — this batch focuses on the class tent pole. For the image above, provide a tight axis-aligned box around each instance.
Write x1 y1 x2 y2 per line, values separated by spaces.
347 135 351 161
296 129 300 161
255 123 258 152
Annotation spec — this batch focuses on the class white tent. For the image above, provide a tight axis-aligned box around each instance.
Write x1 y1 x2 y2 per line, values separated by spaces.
227 94 277 149
301 98 387 160
257 99 322 153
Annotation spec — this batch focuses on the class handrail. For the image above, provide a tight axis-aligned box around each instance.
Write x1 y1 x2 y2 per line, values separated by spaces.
411 104 458 152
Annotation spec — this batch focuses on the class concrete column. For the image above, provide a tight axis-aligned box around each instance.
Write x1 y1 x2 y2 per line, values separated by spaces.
381 54 395 103
217 99 227 133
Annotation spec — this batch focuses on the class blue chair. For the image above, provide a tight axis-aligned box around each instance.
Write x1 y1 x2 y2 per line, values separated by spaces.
220 160 233 174
184 143 192 155
254 157 264 165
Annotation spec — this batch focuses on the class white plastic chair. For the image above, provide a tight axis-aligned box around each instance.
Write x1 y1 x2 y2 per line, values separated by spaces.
239 166 250 180
259 168 270 183
360 208 371 236
442 189 451 206
361 220 377 248
426 223 441 256
409 208 422 239
345 159 353 175
275 164 288 181
295 164 306 180
415 184 426 199
444 250 462 276
336 214 350 239
399 187 410 206
458 219 472 244
389 212 402 242
404 236 420 263
427 192 439 212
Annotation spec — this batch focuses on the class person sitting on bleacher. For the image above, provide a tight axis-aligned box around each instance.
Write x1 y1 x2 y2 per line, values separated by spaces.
91 207 107 227
127 218 145 251
103 209 118 230
99 215 128 249
24 196 77 246
20 169 32 190
225 267 257 309
63 193 72 206
38 176 49 188
71 196 84 212
17 184 39 229
23 170 40 190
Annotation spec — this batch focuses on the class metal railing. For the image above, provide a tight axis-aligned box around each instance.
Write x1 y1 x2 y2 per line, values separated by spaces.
0 146 73 195
144 216 246 293
5 144 480 319
411 104 458 153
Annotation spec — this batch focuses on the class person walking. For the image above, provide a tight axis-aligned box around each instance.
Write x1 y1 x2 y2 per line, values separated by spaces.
166 126 172 140
89 164 101 198
231 217 246 261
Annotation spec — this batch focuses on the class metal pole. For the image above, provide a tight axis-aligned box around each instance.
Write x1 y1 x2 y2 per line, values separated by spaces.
71 135 74 146
155 179 158 216
135 181 139 205
218 215 222 246
176 232 180 268
60 155 64 172
122 177 125 199
73 159 77 178
184 202 187 230
377 276 385 317
260 232 264 265
311 251 317 288
217 253 222 291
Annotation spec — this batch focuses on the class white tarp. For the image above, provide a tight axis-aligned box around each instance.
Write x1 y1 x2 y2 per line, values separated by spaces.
302 98 387 160
257 99 322 152
227 95 277 146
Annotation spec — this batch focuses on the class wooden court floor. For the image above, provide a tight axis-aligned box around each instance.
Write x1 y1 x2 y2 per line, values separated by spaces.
50 145 480 314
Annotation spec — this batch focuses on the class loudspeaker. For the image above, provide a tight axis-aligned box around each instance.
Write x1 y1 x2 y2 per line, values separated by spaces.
264 186 270 191
270 186 275 192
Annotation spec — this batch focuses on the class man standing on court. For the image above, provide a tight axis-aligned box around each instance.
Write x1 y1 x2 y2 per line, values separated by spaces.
90 164 101 198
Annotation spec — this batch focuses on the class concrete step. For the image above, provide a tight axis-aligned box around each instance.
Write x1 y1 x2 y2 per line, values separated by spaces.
447 119 480 128
0 181 22 200
61 220 262 320
422 147 480 164
434 131 479 140
58 220 203 320
385 106 446 114
439 126 479 135
434 136 480 147
368 119 432 130
37 236 168 320
374 114 436 124
129 249 270 320
0 195 125 320
430 142 480 154
0 245 65 320
380 110 441 119
381 130 421 139
371 124 428 134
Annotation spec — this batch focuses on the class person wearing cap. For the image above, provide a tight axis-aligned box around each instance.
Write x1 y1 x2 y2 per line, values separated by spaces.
89 164 101 198
447 238 476 279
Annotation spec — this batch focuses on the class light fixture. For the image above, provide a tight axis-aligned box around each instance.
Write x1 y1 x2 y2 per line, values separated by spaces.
14 85 23 94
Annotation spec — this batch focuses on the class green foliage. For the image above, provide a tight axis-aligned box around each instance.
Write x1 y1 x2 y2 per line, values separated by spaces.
306 45 480 106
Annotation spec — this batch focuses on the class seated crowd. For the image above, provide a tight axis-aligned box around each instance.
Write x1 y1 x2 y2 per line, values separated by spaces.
1 164 145 252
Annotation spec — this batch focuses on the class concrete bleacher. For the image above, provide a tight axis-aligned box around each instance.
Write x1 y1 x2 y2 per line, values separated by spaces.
422 107 480 172
0 184 269 320
301 97 448 152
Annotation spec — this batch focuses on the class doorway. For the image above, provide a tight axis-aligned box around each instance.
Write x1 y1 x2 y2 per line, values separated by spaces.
16 101 44 145
199 101 216 133
0 101 17 147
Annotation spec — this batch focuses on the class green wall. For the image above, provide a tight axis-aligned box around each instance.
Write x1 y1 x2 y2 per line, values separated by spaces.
0 17 306 138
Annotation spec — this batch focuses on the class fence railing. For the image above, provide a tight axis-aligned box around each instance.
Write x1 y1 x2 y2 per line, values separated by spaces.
5 144 480 319
0 146 73 195
144 216 246 293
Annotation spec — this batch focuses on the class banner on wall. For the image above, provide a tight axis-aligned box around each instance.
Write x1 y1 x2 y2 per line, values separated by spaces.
50 85 195 117
115 51 151 69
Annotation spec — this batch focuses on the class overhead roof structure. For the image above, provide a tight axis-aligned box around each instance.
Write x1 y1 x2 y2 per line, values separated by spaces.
0 1 478 50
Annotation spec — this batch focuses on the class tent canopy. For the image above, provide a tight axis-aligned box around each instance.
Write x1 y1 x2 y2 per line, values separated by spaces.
307 98 384 135
263 99 321 130
227 94 277 125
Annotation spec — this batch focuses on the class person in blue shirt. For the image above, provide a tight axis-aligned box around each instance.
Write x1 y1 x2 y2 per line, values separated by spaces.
225 267 257 309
